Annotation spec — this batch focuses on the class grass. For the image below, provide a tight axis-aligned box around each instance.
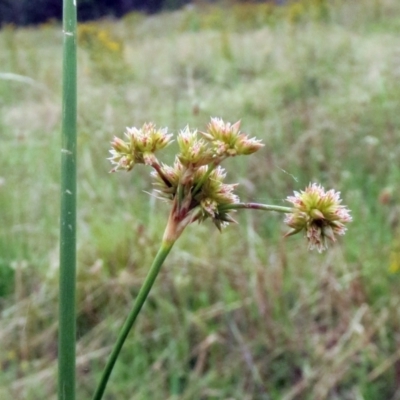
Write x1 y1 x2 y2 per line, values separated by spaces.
1 0 400 398
58 0 77 398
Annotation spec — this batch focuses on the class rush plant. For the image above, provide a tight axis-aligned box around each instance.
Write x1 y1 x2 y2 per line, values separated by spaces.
59 0 77 399
91 118 352 399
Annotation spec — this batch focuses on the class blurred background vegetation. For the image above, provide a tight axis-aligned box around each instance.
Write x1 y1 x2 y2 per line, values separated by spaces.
1 0 186 26
2 0 400 399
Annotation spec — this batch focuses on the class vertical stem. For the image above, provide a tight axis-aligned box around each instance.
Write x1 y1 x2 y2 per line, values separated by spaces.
59 0 77 399
92 239 176 400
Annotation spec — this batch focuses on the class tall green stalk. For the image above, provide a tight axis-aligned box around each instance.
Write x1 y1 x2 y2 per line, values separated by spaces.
58 0 77 399
92 238 176 400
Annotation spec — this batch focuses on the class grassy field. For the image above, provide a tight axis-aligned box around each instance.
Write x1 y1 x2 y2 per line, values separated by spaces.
1 0 400 398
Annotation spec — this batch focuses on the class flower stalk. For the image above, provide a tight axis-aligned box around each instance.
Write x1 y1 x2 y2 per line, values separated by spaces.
220 202 294 213
96 118 352 399
92 234 176 400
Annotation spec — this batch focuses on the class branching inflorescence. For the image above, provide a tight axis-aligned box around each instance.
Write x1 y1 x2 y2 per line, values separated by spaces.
95 117 353 400
109 117 351 250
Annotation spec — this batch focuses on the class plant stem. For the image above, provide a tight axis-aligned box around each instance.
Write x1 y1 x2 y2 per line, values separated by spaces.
92 238 176 400
58 0 77 399
220 202 294 213
151 160 171 188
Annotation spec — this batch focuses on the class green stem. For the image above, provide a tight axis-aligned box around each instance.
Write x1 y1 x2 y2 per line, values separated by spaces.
92 238 176 400
58 0 77 399
220 202 294 213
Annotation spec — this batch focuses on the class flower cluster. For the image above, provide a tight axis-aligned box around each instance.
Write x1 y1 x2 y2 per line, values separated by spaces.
110 118 261 234
201 118 264 158
176 126 213 169
284 183 352 252
109 123 172 172
109 119 352 250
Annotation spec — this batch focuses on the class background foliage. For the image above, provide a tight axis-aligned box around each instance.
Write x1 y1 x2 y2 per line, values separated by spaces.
0 0 188 26
1 0 400 399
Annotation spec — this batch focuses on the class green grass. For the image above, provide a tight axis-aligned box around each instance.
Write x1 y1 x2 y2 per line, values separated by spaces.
2 0 400 398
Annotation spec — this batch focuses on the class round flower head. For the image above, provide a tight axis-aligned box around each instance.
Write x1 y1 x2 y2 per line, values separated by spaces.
201 117 264 158
176 126 214 169
192 166 239 230
109 123 172 172
284 183 352 252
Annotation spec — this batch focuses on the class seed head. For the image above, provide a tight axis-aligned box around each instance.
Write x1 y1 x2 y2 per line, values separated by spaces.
108 123 172 172
201 117 264 158
193 166 239 230
152 159 183 200
177 126 214 168
284 183 352 252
